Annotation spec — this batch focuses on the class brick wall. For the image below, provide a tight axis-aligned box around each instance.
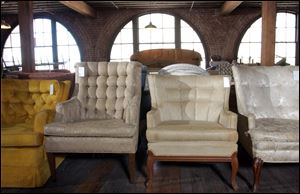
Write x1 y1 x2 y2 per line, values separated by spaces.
1 7 297 66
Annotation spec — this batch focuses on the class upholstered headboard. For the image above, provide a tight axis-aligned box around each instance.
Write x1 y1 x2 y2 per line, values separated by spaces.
130 49 202 71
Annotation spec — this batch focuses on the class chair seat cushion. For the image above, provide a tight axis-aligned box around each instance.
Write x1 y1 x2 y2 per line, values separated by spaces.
44 119 136 138
1 123 43 147
250 118 299 142
146 120 238 143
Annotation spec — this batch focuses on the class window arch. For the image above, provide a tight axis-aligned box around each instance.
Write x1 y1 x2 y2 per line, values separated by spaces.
237 12 297 65
110 13 207 69
2 18 81 72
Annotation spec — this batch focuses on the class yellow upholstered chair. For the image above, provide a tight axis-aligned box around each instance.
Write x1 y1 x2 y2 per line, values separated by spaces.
1 79 71 188
146 75 239 191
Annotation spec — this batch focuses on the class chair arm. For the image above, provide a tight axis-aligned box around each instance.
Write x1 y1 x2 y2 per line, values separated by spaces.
33 110 54 134
124 95 141 126
219 110 238 129
55 96 82 123
147 109 162 128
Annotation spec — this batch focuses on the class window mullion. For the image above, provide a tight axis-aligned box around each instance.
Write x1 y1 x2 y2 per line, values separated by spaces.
133 18 139 53
175 16 181 49
51 20 58 69
296 13 299 66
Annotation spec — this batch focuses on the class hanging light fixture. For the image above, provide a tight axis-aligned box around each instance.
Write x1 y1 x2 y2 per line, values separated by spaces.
145 8 156 29
1 19 11 29
145 13 157 29
145 21 156 29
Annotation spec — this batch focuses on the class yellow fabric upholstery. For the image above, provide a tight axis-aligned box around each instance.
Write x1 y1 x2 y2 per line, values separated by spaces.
1 79 71 188
1 125 43 147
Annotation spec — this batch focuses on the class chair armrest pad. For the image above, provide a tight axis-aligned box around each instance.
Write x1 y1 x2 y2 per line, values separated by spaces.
55 97 81 123
219 110 237 129
147 109 161 128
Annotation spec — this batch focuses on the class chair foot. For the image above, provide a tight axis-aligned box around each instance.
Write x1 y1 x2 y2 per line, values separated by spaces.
128 153 136 184
46 152 56 181
146 150 154 192
231 152 239 191
253 157 263 192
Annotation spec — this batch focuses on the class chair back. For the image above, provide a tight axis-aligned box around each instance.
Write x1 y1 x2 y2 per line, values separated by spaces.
232 65 299 119
1 79 68 124
148 74 231 121
74 62 142 121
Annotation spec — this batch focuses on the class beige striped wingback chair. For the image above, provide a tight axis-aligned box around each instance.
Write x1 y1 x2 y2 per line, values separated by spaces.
146 74 239 192
232 65 299 192
44 61 142 183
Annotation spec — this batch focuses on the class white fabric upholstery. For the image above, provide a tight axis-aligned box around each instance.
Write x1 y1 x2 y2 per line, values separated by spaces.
232 65 299 162
146 75 238 157
232 66 299 120
158 63 208 75
45 61 142 154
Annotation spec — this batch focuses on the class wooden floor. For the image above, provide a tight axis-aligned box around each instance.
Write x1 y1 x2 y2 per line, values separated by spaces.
2 121 299 193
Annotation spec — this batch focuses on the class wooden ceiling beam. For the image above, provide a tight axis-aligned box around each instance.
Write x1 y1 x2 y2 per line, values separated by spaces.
59 1 96 17
220 1 243 15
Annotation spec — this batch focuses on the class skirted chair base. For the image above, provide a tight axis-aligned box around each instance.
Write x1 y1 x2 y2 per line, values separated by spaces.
1 146 64 188
1 146 50 188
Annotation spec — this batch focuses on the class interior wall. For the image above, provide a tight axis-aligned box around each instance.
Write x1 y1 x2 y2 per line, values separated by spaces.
1 7 297 65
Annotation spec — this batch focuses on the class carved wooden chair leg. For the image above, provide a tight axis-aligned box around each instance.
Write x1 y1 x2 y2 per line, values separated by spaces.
47 152 56 181
146 151 154 193
253 157 264 192
128 153 136 184
231 152 239 191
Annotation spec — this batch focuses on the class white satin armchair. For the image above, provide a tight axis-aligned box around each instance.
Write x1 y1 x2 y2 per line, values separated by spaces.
232 65 299 191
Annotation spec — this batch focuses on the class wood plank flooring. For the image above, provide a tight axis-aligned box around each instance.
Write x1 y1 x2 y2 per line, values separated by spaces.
1 120 299 193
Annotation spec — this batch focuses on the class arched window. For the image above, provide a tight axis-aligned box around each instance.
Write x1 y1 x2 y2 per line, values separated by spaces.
110 21 133 64
110 13 207 69
237 12 297 65
2 18 81 72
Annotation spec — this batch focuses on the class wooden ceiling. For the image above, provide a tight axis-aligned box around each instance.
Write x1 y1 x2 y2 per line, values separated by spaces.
1 1 299 14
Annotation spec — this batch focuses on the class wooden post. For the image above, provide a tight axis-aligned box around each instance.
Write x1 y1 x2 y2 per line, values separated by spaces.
261 1 276 66
18 1 35 72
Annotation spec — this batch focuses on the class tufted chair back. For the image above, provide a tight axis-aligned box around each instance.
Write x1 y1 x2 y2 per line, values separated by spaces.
232 66 299 120
148 75 231 122
1 79 68 125
74 62 142 124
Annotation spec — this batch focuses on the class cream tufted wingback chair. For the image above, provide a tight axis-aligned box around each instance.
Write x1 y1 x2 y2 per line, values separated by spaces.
44 61 142 183
146 75 239 191
232 65 299 192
